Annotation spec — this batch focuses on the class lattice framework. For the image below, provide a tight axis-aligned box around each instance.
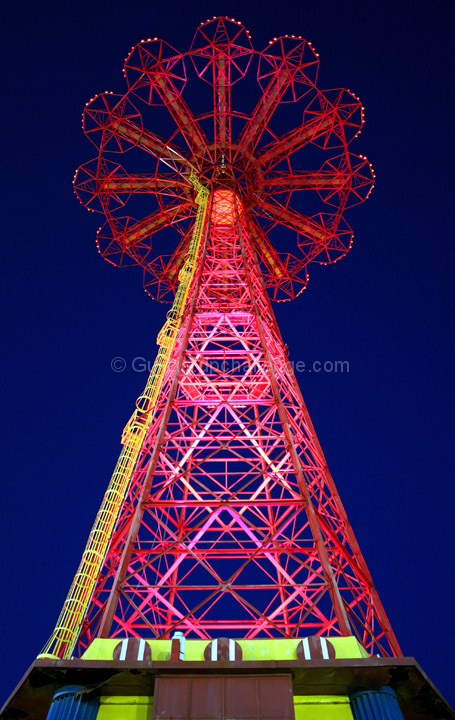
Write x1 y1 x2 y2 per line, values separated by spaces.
40 17 399 661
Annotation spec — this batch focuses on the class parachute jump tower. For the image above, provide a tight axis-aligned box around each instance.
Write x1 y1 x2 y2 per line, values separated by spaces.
2 17 453 720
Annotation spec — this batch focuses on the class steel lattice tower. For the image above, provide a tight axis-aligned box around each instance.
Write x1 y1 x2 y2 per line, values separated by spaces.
4 19 454 720
37 17 401 662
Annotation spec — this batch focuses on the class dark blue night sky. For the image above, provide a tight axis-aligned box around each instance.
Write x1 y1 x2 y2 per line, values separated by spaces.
1 0 454 708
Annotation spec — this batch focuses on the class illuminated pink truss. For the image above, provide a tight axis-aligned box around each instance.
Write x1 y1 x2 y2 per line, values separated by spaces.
69 18 399 658
72 188 399 657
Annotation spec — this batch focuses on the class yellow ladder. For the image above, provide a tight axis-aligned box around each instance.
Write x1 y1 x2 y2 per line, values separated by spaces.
39 174 209 660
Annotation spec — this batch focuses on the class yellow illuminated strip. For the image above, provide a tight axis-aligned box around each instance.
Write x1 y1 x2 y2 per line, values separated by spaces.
38 174 208 660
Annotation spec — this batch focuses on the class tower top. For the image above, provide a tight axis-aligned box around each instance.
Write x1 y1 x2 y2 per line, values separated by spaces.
74 17 373 303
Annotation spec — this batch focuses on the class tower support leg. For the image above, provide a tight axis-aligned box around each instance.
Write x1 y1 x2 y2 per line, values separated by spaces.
350 687 404 720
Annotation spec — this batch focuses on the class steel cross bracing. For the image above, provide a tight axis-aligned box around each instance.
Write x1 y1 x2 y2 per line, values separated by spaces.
40 17 401 663
61 189 398 658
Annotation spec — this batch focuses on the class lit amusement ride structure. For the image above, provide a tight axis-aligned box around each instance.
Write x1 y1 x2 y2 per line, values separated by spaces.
39 16 400 661
4 17 454 720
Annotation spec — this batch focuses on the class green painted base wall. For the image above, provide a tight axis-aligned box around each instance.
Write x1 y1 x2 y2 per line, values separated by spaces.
295 695 354 720
87 638 362 719
96 694 354 720
98 696 153 719
82 636 368 662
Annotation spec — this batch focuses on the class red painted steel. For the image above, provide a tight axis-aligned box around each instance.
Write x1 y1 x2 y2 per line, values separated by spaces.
74 19 374 303
153 675 295 720
71 17 400 657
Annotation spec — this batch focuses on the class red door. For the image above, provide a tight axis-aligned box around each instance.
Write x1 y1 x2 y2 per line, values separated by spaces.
153 674 295 720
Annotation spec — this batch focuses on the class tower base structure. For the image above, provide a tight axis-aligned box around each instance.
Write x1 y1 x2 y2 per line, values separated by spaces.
2 639 453 720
